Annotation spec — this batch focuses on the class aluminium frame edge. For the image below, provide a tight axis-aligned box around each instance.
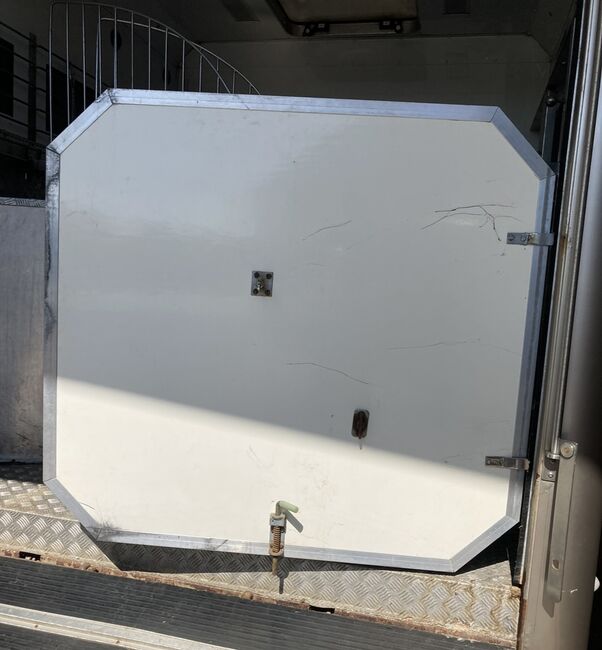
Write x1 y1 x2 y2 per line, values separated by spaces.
92 527 456 572
491 108 555 181
110 88 499 121
43 149 60 483
49 91 114 155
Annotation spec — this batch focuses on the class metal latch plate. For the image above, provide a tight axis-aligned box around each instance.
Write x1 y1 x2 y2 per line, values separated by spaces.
506 232 555 246
251 271 273 297
485 456 530 471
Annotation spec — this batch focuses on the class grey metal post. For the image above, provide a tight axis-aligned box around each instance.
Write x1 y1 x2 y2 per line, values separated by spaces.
519 1 602 647
27 33 37 143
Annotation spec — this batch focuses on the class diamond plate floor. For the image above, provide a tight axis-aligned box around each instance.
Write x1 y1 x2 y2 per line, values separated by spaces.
0 464 520 648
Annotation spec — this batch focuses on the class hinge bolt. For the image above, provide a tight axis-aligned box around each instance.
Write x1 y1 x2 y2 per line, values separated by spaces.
559 442 576 459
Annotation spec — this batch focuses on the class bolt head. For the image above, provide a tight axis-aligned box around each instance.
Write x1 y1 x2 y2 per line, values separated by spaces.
560 442 575 459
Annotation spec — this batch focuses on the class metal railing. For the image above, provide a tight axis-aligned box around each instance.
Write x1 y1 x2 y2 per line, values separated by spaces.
0 4 259 148
0 2 259 146
49 1 259 138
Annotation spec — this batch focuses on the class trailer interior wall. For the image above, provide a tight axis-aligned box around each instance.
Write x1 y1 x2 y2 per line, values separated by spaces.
196 34 550 145
0 1 571 149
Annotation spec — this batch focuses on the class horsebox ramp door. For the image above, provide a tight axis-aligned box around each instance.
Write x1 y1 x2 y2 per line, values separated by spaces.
44 90 554 572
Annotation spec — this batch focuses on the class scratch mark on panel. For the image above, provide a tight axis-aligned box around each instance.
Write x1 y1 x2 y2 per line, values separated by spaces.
387 339 478 351
388 338 520 356
478 342 521 357
422 204 520 242
247 446 267 469
286 362 371 385
302 219 352 241
213 539 229 551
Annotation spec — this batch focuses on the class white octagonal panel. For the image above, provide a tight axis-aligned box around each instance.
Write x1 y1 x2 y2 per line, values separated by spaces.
44 90 554 571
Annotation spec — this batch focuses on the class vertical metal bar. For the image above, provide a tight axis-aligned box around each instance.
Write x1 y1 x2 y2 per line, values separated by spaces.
232 68 236 94
537 4 602 463
520 1 602 647
113 6 117 87
163 27 168 90
181 39 185 91
65 1 71 125
147 17 151 89
81 4 86 109
545 441 578 602
98 4 102 94
48 1 53 138
94 5 99 97
130 11 134 89
541 99 561 166
198 53 202 91
216 59 220 92
27 33 37 142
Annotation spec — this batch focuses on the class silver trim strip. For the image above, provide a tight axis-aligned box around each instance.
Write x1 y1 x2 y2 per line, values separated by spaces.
108 88 497 120
491 108 555 181
91 513 519 572
43 150 60 483
49 92 114 155
94 527 454 572
44 90 555 572
0 603 227 650
45 478 97 529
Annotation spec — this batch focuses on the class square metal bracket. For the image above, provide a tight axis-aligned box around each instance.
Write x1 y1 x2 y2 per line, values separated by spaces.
506 232 555 246
251 271 273 297
485 456 530 471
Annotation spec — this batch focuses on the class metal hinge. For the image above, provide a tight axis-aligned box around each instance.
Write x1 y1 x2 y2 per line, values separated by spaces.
506 232 555 246
485 456 530 471
546 440 578 602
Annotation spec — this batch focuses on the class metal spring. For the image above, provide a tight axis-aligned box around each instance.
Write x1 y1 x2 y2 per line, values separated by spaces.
270 526 282 554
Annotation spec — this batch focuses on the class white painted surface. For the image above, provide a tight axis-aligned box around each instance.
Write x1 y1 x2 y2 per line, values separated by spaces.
53 98 545 568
